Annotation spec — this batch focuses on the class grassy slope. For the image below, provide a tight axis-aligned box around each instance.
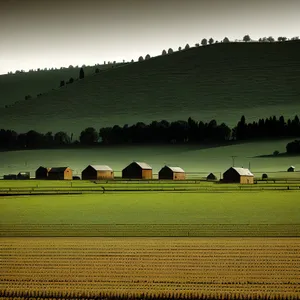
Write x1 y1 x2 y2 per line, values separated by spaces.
0 41 299 135
0 63 125 107
0 191 299 225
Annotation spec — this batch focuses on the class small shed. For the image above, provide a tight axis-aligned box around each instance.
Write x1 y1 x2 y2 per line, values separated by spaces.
223 167 254 184
48 167 73 180
36 166 51 179
207 173 217 181
287 166 295 172
17 172 30 180
158 166 185 180
82 165 114 180
122 161 152 179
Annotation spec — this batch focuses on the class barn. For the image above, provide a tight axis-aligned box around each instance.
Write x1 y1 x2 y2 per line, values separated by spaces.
35 166 51 179
82 165 114 180
158 166 185 180
223 167 254 184
207 173 217 181
122 162 152 179
287 166 295 172
48 167 73 180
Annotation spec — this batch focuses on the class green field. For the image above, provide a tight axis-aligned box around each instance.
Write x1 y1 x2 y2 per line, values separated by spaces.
0 41 299 136
1 190 299 237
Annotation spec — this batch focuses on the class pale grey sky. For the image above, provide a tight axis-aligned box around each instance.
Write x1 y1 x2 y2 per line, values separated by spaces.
0 0 299 74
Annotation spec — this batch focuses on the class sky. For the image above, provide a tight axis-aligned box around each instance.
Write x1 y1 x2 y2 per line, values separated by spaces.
0 0 299 74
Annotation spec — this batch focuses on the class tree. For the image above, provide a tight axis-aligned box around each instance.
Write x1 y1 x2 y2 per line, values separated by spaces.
145 54 151 60
277 36 287 42
95 68 100 73
243 35 251 42
167 48 173 54
267 36 275 42
195 43 200 47
208 38 214 45
80 127 99 145
201 38 207 46
223 37 230 43
185 44 190 50
68 77 74 84
162 49 167 55
79 67 84 79
54 132 71 145
178 46 182 51
59 80 65 87
138 56 144 62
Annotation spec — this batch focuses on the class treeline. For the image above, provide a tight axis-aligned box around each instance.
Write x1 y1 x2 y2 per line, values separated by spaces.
0 115 300 152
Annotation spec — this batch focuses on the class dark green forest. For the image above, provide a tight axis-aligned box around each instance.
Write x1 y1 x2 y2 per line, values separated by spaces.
1 115 300 154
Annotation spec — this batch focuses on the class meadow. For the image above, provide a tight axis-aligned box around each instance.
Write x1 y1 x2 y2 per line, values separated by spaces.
0 41 299 136
1 139 300 178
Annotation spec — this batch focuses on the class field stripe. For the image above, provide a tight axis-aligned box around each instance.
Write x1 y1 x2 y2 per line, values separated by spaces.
1 224 299 237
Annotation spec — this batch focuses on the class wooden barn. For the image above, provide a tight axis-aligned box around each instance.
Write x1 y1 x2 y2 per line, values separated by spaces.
207 173 217 181
223 167 254 184
48 167 73 180
82 165 114 180
122 161 152 179
35 166 51 179
287 166 295 172
158 166 185 180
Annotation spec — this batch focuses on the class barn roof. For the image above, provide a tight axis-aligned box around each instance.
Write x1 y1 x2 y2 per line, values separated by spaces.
134 162 152 170
89 165 113 171
49 167 69 173
232 167 253 176
165 166 185 173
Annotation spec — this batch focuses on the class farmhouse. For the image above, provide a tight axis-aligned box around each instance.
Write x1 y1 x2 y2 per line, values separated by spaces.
223 167 254 184
35 166 51 179
158 166 185 180
287 166 295 172
82 165 114 180
48 167 73 180
207 173 217 181
122 161 152 179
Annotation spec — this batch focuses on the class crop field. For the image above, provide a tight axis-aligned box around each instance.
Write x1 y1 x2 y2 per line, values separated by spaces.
1 237 300 299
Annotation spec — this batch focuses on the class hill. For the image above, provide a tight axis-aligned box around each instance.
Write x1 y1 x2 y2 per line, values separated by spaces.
0 63 125 107
0 41 299 137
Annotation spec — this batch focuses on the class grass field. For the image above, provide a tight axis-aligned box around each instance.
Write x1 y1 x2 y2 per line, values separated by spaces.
0 41 299 135
1 190 299 236
1 237 300 298
1 140 300 178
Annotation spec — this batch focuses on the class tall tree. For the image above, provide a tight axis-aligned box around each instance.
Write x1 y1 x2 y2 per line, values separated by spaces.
79 67 85 79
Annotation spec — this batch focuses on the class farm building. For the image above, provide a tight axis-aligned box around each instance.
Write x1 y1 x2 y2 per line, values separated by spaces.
35 166 51 179
48 167 73 180
158 166 185 180
287 166 295 172
17 172 30 180
223 167 254 184
207 173 217 181
82 165 114 180
122 161 152 179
